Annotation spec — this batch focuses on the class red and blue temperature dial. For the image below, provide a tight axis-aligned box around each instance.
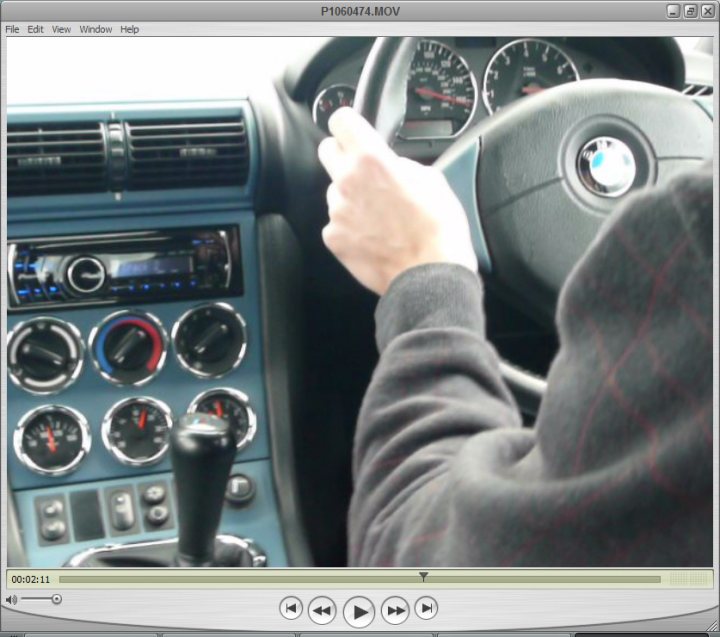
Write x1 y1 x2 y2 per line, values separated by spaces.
89 310 168 386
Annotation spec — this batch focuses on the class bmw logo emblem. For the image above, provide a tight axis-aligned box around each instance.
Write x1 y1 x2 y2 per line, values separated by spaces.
577 137 637 198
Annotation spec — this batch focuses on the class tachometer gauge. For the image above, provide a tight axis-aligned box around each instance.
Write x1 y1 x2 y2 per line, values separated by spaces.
401 39 477 139
313 84 356 133
187 388 257 451
14 406 91 476
482 39 580 114
102 397 173 467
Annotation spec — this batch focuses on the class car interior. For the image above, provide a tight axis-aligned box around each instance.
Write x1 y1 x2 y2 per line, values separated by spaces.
6 36 714 569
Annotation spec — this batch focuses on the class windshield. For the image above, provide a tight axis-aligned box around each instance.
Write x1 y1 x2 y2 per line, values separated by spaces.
7 37 327 105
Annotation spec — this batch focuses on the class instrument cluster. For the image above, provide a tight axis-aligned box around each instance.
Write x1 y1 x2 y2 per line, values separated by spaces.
308 37 654 143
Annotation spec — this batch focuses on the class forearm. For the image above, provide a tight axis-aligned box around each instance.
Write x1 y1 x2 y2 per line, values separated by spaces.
350 263 524 565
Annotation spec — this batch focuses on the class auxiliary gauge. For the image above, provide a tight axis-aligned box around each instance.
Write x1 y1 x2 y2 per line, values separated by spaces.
14 406 91 477
313 84 356 133
187 388 257 451
102 397 174 466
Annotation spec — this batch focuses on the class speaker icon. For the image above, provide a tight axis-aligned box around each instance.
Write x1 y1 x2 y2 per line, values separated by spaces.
5 594 18 605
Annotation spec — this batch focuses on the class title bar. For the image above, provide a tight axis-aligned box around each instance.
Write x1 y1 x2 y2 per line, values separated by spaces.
2 1 713 22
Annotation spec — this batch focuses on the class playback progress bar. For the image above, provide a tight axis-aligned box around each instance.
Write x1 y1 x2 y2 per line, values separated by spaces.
7 569 714 589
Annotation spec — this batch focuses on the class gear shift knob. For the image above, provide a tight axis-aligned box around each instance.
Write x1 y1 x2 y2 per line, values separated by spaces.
170 412 236 567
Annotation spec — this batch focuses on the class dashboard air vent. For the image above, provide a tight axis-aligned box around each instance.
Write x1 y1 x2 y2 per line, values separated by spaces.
125 116 249 190
7 122 107 197
682 82 713 97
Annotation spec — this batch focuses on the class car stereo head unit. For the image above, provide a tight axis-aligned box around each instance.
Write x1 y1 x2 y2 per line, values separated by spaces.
7 226 243 311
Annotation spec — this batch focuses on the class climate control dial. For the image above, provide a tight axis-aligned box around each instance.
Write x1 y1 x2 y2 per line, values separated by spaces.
172 303 247 378
90 310 168 386
7 317 84 394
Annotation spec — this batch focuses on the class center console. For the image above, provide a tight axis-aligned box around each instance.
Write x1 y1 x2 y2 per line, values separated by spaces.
6 100 307 570
7 219 288 568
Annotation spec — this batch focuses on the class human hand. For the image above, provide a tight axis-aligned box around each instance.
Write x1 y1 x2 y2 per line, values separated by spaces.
317 107 478 296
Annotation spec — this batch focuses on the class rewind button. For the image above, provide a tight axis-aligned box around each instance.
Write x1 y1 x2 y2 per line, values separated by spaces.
309 595 336 625
381 596 409 625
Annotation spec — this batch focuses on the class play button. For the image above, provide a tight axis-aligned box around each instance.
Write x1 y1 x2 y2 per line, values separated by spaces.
343 596 375 628
308 596 336 625
381 596 409 625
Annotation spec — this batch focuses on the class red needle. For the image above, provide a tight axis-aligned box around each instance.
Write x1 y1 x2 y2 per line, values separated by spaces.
46 425 57 454
521 85 545 95
138 409 147 430
414 87 470 106
214 400 224 418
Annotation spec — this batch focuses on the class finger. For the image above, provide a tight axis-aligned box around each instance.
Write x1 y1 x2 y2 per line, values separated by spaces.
328 107 394 160
326 182 344 212
317 137 349 181
321 222 343 256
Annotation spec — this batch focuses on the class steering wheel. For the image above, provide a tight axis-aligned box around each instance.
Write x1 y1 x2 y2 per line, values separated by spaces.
353 37 713 413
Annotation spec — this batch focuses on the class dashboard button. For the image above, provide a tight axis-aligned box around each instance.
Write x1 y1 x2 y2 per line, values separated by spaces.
146 504 169 527
109 491 136 531
42 500 64 518
225 474 256 507
142 484 167 505
40 519 67 542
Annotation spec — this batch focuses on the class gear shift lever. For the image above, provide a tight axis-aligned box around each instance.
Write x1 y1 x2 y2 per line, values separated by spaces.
170 412 237 567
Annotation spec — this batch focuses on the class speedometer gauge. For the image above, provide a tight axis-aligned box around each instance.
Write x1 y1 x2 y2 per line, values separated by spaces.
400 40 477 139
482 39 580 114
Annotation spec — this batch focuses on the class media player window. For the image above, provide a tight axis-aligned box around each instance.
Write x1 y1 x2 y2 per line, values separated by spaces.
1 1 718 635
